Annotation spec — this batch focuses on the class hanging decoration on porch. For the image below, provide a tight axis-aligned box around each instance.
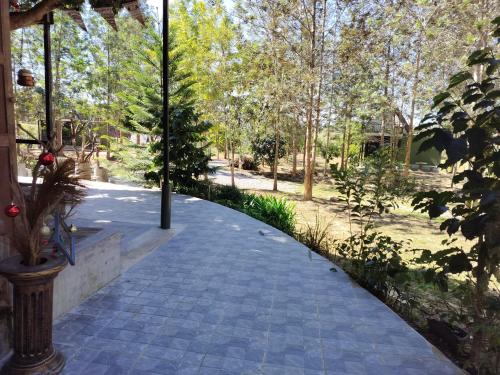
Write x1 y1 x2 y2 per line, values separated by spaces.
39 150 56 166
62 4 88 32
4 203 21 218
40 223 52 237
123 0 145 26
8 0 20 11
15 27 36 87
90 0 118 31
17 68 35 87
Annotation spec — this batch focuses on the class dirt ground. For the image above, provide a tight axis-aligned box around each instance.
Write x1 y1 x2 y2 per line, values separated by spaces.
213 155 470 255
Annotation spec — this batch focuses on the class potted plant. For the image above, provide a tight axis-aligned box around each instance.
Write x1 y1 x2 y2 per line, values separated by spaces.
0 146 84 374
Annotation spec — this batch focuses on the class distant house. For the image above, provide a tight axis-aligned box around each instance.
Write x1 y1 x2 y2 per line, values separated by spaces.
362 112 441 167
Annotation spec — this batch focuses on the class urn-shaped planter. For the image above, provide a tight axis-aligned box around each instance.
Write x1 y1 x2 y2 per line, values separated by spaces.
0 254 67 375
16 69 35 87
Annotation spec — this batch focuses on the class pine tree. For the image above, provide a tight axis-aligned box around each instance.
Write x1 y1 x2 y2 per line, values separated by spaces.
119 25 212 188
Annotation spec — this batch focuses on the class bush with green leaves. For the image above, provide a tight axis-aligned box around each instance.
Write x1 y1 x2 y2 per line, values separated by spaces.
211 184 246 208
174 181 296 236
241 156 259 171
331 148 412 300
335 232 410 301
251 135 286 170
411 18 499 373
242 195 296 236
297 212 332 254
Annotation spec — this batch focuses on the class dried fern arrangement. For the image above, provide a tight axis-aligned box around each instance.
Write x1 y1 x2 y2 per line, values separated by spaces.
8 143 85 267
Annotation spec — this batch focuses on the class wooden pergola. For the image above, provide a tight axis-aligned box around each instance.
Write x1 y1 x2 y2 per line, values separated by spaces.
0 0 170 360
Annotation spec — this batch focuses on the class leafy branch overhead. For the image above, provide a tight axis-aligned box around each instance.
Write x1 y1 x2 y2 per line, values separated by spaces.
411 17 499 371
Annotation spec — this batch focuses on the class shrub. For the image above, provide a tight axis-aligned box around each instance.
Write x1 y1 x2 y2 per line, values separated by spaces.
242 195 296 236
334 232 410 301
411 21 499 373
174 181 211 200
331 147 412 302
297 212 332 253
242 156 259 171
251 135 286 170
211 184 246 208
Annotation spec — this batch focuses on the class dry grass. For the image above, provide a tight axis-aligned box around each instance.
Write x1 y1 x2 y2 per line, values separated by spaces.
240 155 471 258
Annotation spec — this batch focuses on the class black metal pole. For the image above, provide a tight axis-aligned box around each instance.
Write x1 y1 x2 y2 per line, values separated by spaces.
43 13 54 144
160 0 171 230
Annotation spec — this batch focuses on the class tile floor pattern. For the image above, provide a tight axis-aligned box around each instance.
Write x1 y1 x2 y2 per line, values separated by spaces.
55 187 462 375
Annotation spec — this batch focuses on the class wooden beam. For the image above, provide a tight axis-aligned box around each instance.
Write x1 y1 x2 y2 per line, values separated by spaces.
0 0 18 360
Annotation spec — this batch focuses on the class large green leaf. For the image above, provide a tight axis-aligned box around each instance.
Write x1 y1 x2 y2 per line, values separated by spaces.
432 91 450 108
467 48 492 66
486 90 500 99
448 71 472 89
448 253 472 274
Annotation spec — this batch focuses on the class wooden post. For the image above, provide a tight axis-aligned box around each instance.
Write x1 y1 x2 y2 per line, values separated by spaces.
0 0 18 359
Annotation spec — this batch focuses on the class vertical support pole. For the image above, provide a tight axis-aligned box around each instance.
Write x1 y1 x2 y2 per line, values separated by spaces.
43 13 53 143
160 0 171 229
0 0 21 359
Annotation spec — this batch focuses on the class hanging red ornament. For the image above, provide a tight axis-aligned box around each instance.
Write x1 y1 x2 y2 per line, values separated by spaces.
5 204 21 218
39 151 55 166
9 1 20 11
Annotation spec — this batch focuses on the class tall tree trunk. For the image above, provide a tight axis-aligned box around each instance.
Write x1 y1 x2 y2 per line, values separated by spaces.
302 128 307 170
230 140 235 188
340 121 347 170
273 125 279 191
303 0 318 201
312 0 327 173
292 123 297 176
323 78 335 176
224 133 228 160
344 120 352 170
216 130 220 159
380 43 391 147
403 47 421 177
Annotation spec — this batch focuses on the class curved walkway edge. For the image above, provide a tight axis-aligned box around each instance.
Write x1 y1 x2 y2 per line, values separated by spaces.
55 181 462 375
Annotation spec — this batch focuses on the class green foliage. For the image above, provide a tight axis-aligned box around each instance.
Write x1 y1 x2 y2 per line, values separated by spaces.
211 184 246 208
332 148 413 232
296 212 331 253
331 147 413 301
318 139 340 162
335 232 410 300
411 20 499 373
251 135 286 169
174 181 296 236
241 156 259 171
242 195 296 236
120 26 212 188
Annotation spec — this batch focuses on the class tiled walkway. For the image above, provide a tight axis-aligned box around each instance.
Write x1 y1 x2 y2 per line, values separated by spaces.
55 182 461 375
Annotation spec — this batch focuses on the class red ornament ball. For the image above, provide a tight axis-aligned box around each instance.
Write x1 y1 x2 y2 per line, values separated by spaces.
39 151 55 166
5 204 21 218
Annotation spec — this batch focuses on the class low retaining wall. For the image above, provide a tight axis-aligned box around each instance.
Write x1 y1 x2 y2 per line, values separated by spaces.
53 232 123 319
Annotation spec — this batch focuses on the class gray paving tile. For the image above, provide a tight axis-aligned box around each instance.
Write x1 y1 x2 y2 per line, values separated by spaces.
56 191 462 375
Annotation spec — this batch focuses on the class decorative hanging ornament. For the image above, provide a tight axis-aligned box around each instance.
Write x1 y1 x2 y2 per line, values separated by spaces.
5 204 21 218
41 224 51 237
9 0 20 11
17 69 35 87
39 151 55 166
